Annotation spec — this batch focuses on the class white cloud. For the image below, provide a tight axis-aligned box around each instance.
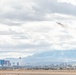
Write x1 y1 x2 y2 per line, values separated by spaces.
0 0 76 58
0 21 76 58
0 52 33 59
58 0 76 5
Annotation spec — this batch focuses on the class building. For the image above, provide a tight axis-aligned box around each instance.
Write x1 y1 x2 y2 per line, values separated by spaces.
0 60 5 66
0 60 11 66
4 60 11 66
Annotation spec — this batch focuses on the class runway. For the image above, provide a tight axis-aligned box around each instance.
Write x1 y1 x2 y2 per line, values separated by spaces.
0 70 76 75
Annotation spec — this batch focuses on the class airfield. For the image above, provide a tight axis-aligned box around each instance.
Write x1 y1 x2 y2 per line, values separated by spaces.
0 70 76 75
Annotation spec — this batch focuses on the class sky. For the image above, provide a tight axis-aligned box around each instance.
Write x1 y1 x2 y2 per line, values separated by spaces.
0 0 76 59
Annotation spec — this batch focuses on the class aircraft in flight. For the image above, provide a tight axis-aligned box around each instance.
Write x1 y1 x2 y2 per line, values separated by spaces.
56 22 76 38
56 22 65 28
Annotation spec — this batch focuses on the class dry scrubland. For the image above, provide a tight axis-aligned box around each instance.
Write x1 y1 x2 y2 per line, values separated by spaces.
0 70 76 75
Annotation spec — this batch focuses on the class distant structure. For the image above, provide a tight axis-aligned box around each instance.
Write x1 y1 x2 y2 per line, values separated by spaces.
0 60 5 66
4 60 11 66
19 57 22 66
19 57 21 59
17 62 19 66
0 60 11 66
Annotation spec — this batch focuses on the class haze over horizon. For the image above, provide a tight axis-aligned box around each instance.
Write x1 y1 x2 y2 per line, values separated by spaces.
0 0 76 59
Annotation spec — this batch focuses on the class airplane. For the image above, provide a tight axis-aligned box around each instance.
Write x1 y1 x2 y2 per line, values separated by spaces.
56 22 65 28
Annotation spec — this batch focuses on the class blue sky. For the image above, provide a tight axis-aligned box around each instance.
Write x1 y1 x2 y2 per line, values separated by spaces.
0 0 76 58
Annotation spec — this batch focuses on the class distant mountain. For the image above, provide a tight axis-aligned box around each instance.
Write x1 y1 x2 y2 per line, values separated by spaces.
5 50 76 66
22 50 76 66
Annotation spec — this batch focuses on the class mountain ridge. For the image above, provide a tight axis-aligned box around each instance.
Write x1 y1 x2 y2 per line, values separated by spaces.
5 50 76 66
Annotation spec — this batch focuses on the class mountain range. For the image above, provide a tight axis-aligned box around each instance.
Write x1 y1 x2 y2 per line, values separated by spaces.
5 50 76 66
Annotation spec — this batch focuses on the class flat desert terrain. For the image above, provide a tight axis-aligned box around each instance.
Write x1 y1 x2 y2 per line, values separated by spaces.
0 70 76 75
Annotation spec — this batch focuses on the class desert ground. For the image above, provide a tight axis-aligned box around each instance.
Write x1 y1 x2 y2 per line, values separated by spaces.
0 70 76 75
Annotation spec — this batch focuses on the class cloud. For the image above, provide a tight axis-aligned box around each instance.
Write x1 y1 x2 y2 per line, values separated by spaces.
58 0 76 5
0 0 76 25
0 21 76 58
33 0 76 17
0 0 76 58
0 52 33 59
